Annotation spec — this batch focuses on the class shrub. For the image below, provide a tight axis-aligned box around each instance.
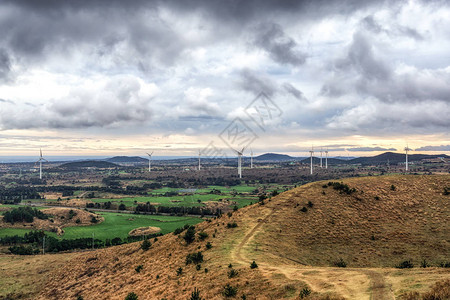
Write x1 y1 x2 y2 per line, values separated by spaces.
196 264 201 271
198 232 208 241
223 284 238 297
233 205 238 211
300 207 308 213
439 261 450 268
141 239 151 251
307 201 314 208
204 268 208 273
90 216 98 223
228 263 233 268
176 267 183 276
135 265 143 273
186 252 203 265
76 296 84 300
250 261 258 269
396 260 414 269
374 196 380 201
420 259 429 268
118 203 126 210
443 187 449 195
205 242 212 250
189 287 204 300
183 226 196 244
125 292 138 300
299 287 311 298
390 185 396 191
334 258 347 268
75 218 81 224
227 222 238 228
228 268 239 278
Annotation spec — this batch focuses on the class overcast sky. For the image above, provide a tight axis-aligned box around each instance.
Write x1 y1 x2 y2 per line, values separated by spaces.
0 0 449 157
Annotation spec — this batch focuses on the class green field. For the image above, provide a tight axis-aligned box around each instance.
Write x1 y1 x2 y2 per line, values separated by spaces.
0 212 202 241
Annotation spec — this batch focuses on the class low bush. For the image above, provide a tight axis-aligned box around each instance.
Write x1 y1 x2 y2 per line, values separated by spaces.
250 261 258 269
186 252 204 265
198 232 208 241
227 222 238 228
396 260 414 269
223 284 238 297
141 239 151 251
299 287 311 298
189 287 204 300
228 268 239 278
125 292 138 300
334 258 347 268
135 265 143 273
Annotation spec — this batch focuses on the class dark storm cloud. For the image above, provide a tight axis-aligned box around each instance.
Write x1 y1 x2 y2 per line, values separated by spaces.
282 82 306 100
253 23 306 66
0 49 12 82
0 0 394 70
238 69 278 96
415 145 450 151
348 146 396 152
361 15 423 40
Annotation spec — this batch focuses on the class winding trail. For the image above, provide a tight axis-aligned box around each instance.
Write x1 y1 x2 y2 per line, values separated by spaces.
231 207 394 300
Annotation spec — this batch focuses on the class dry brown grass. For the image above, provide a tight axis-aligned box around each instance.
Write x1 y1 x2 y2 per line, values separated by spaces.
1 175 448 299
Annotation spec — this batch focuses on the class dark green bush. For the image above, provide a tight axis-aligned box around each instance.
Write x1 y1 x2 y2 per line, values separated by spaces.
250 261 258 269
223 284 238 297
124 292 138 300
299 287 311 298
186 252 203 265
396 260 414 269
198 232 208 241
334 258 347 268
228 268 239 278
189 287 204 300
135 265 143 273
141 239 151 251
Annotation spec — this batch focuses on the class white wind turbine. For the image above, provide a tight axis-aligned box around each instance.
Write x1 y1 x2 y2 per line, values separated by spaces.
250 148 254 169
198 150 201 171
320 147 323 168
309 146 314 175
325 148 329 169
146 151 154 172
404 145 412 171
36 149 48 180
235 147 245 178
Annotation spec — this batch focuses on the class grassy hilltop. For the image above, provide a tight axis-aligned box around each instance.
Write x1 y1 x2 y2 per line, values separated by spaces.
1 175 449 299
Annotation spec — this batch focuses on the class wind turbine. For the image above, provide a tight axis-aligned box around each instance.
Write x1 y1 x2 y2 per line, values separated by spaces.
36 149 47 180
198 150 201 171
404 145 412 171
146 152 154 172
235 147 245 178
309 146 314 175
250 148 254 169
320 147 323 168
325 148 328 169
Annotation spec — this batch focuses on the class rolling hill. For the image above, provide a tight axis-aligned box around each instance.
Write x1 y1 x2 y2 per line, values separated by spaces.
349 152 449 165
254 153 295 161
106 156 148 163
32 175 449 299
59 161 118 169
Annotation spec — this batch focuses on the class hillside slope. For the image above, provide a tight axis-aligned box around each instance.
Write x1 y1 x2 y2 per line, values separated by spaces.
36 175 449 299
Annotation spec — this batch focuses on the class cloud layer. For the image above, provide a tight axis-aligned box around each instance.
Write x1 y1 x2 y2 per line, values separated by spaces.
0 0 449 153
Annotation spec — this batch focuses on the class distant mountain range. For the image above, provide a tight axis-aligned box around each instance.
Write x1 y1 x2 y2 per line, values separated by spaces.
254 153 295 161
66 152 448 167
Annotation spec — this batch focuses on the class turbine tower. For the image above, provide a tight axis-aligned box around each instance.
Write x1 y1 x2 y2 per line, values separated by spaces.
36 149 47 180
146 152 154 172
404 145 412 171
309 147 314 175
198 150 201 171
325 148 328 169
235 147 245 178
250 148 254 169
320 147 323 168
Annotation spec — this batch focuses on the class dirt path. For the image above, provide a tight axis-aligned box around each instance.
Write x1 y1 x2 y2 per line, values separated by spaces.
231 207 394 300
